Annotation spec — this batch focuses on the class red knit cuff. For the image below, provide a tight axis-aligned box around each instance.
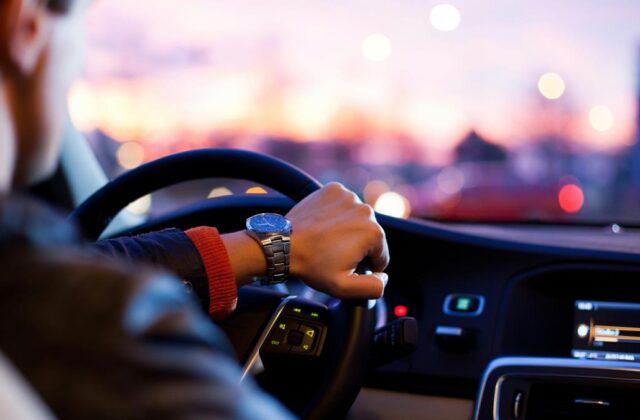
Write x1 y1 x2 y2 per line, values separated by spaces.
185 226 237 321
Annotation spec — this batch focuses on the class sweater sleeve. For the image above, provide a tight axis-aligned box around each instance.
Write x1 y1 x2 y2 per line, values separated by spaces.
88 227 238 321
185 227 238 321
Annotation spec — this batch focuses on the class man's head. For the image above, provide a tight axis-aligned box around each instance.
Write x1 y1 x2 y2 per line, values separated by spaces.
0 0 89 192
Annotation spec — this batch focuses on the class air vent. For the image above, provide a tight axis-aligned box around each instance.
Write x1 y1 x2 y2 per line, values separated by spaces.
494 377 640 419
526 381 640 420
474 357 640 420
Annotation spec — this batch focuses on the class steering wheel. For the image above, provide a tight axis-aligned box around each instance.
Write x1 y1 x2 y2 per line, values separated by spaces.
70 148 377 419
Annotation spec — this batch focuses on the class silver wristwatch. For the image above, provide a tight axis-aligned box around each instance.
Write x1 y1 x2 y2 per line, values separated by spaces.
245 213 292 285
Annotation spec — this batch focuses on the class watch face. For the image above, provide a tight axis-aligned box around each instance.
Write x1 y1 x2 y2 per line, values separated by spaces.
247 213 290 233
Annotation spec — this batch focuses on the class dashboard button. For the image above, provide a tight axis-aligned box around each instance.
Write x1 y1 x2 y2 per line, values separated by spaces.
287 330 304 346
263 318 299 354
283 303 327 322
264 336 290 353
290 324 318 354
443 294 485 316
435 325 476 351
285 305 306 317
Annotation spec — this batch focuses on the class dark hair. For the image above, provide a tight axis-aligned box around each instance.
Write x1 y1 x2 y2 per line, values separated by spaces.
45 0 73 13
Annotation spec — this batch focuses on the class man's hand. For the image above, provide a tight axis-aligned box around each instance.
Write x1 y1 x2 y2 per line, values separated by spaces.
222 183 390 299
286 182 389 299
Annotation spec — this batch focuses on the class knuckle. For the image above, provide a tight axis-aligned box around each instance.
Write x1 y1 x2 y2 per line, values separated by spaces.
359 203 374 216
325 182 345 193
353 203 371 218
344 192 360 206
371 224 385 241
380 248 390 263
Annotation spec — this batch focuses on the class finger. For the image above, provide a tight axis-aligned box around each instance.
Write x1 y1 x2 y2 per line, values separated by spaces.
367 227 390 272
332 272 389 299
368 240 389 272
323 182 349 197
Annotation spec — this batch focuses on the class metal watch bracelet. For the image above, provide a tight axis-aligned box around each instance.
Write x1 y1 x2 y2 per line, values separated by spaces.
260 235 290 285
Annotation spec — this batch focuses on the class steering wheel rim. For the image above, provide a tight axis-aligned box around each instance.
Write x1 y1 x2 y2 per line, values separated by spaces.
70 148 376 419
71 148 322 240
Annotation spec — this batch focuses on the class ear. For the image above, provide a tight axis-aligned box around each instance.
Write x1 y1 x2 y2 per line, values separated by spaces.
0 0 52 76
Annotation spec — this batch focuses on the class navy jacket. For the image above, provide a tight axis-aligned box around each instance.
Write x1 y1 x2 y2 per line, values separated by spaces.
90 228 214 315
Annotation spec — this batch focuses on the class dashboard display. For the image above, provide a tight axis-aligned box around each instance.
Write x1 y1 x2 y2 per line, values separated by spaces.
572 300 640 362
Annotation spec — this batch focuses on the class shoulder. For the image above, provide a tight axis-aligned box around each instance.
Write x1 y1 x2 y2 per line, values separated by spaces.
0 247 243 418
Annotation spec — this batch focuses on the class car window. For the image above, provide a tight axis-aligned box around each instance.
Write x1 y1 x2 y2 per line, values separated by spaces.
70 0 640 223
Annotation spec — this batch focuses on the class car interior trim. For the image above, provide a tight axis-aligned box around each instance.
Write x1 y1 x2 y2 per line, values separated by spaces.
474 357 640 419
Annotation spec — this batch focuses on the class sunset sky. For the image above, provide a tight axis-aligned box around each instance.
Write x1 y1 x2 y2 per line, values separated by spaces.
69 0 640 165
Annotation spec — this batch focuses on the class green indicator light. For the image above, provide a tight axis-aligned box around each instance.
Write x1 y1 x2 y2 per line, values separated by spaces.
278 323 286 330
270 340 281 346
293 308 302 313
310 312 319 318
302 344 310 351
456 298 471 311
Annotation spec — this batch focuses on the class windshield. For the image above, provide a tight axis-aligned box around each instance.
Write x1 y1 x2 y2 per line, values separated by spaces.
71 0 640 224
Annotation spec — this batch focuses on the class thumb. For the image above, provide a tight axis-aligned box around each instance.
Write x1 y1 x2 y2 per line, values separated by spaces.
332 272 389 299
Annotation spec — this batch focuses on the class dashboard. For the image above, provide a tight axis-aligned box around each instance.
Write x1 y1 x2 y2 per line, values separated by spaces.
118 196 640 418
370 218 640 400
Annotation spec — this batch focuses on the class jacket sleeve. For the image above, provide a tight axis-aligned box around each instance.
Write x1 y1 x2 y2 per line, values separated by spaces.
88 228 237 320
0 249 294 420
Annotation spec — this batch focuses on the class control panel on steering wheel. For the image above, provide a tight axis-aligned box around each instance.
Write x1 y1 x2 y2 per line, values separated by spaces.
262 300 329 357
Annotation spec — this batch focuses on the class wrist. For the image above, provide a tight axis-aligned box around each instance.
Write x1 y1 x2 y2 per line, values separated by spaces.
221 231 267 287
288 230 305 278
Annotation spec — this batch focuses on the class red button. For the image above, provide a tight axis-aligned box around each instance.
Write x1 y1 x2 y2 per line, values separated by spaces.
394 305 408 317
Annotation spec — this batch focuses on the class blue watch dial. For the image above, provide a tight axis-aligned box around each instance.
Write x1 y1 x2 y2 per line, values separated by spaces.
248 213 289 233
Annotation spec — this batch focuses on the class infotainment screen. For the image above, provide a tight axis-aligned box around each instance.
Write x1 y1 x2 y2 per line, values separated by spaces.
572 300 640 362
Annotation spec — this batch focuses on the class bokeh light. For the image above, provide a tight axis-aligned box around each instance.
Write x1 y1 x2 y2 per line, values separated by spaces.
116 142 145 169
208 187 233 198
374 191 411 219
437 166 465 194
246 186 268 194
429 4 461 32
558 184 584 213
362 33 392 62
363 180 390 205
538 72 566 100
589 106 614 132
76 0 640 224
126 194 152 215
394 305 408 317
